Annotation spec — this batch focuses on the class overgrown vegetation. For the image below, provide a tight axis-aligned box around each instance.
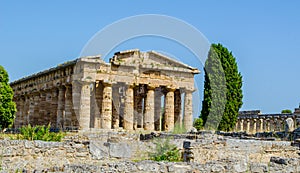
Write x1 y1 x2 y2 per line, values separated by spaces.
17 124 64 141
0 65 16 130
149 138 182 162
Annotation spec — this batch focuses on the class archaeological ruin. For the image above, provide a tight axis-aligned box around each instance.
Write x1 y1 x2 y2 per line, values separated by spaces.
236 109 300 133
10 50 200 131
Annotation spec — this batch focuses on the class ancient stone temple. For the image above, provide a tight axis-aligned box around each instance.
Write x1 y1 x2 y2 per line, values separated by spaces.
11 50 200 131
235 109 300 133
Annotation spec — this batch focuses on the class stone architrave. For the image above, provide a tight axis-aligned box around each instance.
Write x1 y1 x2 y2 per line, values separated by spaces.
144 86 155 130
101 83 112 129
164 88 175 132
123 85 134 130
184 90 193 131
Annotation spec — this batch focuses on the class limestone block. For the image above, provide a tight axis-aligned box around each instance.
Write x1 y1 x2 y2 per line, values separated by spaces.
108 142 132 158
89 140 109 160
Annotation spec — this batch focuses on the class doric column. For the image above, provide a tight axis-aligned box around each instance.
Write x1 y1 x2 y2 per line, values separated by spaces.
174 89 182 127
259 119 264 132
95 82 103 128
19 97 25 126
154 88 162 131
39 91 46 125
265 119 270 131
134 89 143 129
246 119 250 132
33 93 40 126
280 118 285 131
240 119 244 131
28 95 35 125
112 85 120 129
101 83 112 129
64 85 73 128
24 96 30 125
57 86 66 128
144 86 155 130
252 119 257 133
124 85 134 130
90 83 96 128
183 90 193 131
51 89 58 126
45 91 52 124
78 82 91 129
163 88 175 131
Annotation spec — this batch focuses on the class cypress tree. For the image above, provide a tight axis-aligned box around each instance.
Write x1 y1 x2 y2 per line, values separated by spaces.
0 65 16 129
200 43 243 131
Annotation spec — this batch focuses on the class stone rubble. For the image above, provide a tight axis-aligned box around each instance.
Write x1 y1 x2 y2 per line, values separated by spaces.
0 131 300 172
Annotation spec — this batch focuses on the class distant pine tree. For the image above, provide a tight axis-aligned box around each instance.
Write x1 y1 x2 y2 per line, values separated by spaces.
200 43 243 131
0 65 16 129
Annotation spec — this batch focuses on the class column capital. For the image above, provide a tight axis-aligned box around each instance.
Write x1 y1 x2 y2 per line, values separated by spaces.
147 85 157 90
165 87 176 92
183 88 195 93
102 82 112 87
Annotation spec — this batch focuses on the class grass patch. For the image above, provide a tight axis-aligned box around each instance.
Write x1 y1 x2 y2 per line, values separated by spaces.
17 124 65 141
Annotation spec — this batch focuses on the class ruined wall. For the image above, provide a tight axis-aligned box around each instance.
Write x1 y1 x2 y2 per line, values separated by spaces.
1 132 300 172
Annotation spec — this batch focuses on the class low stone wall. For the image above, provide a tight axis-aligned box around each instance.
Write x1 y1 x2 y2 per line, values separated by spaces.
0 131 300 172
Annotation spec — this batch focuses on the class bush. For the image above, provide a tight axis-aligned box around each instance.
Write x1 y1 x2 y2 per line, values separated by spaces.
193 118 203 130
18 124 64 141
149 138 182 162
281 109 292 114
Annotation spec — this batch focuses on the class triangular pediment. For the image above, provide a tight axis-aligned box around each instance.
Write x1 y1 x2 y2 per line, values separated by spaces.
110 49 200 74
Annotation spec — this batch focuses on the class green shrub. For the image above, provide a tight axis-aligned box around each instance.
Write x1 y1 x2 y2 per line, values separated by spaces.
193 118 203 130
149 138 182 162
281 109 292 114
18 124 64 141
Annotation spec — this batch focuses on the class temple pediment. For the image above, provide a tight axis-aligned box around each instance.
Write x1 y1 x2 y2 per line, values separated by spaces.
110 49 200 74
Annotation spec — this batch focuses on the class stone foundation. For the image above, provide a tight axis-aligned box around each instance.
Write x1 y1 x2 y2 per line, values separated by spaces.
1 131 300 172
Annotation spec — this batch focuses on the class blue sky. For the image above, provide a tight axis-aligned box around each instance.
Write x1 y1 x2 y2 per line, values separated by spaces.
1 1 300 114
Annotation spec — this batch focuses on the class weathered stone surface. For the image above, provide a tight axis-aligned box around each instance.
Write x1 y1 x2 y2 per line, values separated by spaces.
250 163 268 173
109 142 132 158
89 140 109 159
1 132 300 172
